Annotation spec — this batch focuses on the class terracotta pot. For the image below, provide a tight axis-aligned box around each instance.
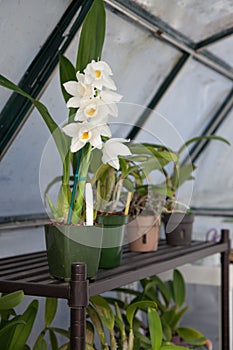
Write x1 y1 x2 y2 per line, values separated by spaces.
163 212 194 246
96 214 129 268
45 224 103 280
127 215 160 252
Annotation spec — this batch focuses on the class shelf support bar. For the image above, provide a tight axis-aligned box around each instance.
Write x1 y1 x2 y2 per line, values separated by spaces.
220 229 230 350
69 263 89 350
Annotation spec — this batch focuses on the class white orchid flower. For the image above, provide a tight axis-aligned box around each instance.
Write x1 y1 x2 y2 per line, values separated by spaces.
63 72 94 109
63 121 111 153
84 60 117 90
100 90 122 117
102 138 132 170
74 96 108 123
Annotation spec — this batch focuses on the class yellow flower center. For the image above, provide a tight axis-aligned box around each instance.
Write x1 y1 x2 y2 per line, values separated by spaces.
95 70 101 78
81 131 90 140
87 107 96 116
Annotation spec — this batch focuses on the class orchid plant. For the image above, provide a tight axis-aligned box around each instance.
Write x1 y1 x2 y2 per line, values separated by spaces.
0 0 131 225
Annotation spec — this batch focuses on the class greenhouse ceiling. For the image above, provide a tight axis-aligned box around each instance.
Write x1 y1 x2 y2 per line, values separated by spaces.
0 0 233 221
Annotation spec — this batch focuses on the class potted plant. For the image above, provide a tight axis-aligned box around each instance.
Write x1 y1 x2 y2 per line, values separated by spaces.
125 143 175 252
117 269 212 349
0 0 131 279
90 156 132 268
140 136 229 246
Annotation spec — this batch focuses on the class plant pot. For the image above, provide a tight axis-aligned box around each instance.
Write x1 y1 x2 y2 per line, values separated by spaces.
45 224 103 280
163 212 194 246
127 215 160 252
96 214 129 268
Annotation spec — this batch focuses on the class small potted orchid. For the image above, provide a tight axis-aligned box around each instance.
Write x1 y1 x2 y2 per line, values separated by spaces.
0 0 131 279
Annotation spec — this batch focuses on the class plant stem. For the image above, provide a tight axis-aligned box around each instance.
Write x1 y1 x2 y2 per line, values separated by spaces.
72 144 92 223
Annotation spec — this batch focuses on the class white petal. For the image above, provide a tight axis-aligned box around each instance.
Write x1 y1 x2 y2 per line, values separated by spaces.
63 81 79 96
97 124 111 137
70 138 85 152
90 132 102 149
101 90 122 103
62 123 80 137
66 96 81 108
103 75 117 90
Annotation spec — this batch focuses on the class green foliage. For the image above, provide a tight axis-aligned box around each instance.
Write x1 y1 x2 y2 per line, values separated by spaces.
0 291 38 350
118 269 208 348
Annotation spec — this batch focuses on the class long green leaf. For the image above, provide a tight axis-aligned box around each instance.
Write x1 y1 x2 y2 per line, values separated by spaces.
90 295 115 331
45 297 57 327
173 270 185 307
171 163 195 191
176 327 206 344
49 329 59 350
148 307 162 350
87 304 107 346
0 291 24 310
178 135 230 155
126 300 157 328
59 54 76 103
34 338 48 350
76 0 106 71
0 320 25 338
0 75 69 177
49 327 70 339
9 300 38 350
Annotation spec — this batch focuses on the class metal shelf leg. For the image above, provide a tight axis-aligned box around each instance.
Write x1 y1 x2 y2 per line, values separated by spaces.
220 229 230 350
69 263 89 350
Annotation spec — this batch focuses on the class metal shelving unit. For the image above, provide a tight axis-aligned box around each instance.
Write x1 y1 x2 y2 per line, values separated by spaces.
0 229 230 350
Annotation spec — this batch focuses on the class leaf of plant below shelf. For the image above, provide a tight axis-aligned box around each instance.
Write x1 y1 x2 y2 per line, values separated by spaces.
49 329 59 350
45 297 58 327
148 307 162 350
87 304 106 346
176 327 206 344
0 291 24 310
173 269 185 307
9 300 38 350
126 300 157 328
90 295 115 331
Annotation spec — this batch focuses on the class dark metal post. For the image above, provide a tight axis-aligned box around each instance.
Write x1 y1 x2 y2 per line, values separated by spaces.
69 263 89 350
220 229 230 350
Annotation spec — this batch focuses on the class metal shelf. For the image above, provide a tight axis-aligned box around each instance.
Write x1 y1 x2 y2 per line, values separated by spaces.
0 230 230 350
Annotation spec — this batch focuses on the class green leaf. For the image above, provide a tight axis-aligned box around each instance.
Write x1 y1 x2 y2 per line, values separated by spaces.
34 338 48 350
160 345 188 350
148 307 162 350
0 75 69 175
56 184 72 220
148 276 172 307
176 327 206 344
0 291 24 310
76 0 106 71
169 306 189 330
59 54 76 103
90 295 115 331
173 270 185 307
49 329 59 350
171 163 195 191
45 297 57 327
126 300 157 328
178 134 230 155
9 299 38 350
87 304 106 346
0 320 25 339
86 321 95 347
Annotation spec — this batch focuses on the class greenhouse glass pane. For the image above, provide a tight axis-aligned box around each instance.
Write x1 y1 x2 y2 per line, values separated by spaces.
208 35 233 68
0 0 72 108
104 9 181 137
131 0 233 42
139 58 232 144
191 108 233 208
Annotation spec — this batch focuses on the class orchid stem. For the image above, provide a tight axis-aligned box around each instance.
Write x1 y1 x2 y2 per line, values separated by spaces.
67 149 82 224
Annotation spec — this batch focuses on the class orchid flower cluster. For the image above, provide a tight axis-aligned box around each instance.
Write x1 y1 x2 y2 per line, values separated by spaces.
62 60 131 170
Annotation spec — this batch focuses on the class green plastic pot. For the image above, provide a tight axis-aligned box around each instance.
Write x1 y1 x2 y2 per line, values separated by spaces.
45 224 103 280
96 214 129 269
